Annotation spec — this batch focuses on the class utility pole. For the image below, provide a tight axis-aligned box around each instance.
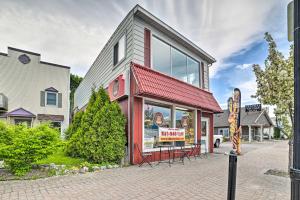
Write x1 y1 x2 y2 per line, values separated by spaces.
291 0 300 199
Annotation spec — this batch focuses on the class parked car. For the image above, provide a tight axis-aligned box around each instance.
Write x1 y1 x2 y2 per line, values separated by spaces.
213 135 223 148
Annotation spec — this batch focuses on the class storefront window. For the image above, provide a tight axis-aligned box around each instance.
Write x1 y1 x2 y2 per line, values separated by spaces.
144 102 172 149
175 109 195 145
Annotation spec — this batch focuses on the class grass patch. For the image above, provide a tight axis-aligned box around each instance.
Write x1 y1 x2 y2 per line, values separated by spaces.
36 148 84 167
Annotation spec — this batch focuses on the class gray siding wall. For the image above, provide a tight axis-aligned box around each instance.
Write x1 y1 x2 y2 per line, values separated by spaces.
74 12 134 109
132 16 210 90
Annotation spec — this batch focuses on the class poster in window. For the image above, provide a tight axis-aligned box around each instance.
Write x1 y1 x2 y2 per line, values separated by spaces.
154 112 164 126
159 128 185 142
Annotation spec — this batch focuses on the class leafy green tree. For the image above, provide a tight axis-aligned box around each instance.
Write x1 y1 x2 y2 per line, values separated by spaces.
70 74 83 112
66 87 126 164
252 32 294 138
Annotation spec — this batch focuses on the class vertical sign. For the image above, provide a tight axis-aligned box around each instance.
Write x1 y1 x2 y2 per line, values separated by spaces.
228 88 242 155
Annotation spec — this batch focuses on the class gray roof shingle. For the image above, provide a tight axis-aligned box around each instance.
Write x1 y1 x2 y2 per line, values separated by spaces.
214 108 273 127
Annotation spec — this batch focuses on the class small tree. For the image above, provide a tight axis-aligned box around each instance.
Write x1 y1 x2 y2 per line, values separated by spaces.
70 74 83 111
64 110 83 140
253 32 294 137
66 87 126 164
253 33 294 170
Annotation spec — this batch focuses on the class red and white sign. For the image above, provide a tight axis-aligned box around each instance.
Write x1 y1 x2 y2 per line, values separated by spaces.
159 128 185 142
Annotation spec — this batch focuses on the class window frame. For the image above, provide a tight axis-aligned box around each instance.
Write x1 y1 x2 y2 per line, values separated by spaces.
113 33 127 67
151 35 201 88
14 118 33 127
45 91 58 107
142 97 197 152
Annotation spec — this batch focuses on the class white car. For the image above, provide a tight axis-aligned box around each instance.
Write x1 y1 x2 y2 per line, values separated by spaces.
213 135 223 148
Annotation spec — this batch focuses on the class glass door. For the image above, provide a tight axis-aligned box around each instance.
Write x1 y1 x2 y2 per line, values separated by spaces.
201 118 209 152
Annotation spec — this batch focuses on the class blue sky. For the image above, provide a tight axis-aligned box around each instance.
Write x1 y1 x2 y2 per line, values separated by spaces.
0 0 292 113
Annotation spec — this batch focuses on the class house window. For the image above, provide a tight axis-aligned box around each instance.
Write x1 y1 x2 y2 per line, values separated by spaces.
187 57 200 86
46 92 57 106
14 118 32 127
175 108 195 146
153 37 171 76
201 62 205 89
172 48 187 82
144 102 172 150
152 36 201 87
50 121 61 132
113 34 126 66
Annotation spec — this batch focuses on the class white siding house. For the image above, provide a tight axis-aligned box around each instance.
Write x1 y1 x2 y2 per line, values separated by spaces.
0 47 70 134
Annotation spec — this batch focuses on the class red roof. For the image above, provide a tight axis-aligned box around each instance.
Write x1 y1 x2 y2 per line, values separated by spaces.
131 62 222 113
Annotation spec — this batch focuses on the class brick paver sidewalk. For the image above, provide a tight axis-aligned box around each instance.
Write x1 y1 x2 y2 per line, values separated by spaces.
0 141 289 200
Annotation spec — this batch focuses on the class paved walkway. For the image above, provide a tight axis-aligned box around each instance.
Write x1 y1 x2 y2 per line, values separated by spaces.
0 141 290 200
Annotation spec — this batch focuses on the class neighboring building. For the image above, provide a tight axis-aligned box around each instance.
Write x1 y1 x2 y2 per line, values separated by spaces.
214 108 274 142
74 5 222 164
0 47 70 134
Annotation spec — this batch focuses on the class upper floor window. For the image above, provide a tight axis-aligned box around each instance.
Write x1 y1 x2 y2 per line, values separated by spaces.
152 36 201 87
40 87 62 108
46 92 57 106
153 37 171 76
113 34 126 66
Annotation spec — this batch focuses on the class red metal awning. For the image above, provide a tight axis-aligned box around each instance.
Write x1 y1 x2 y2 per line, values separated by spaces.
131 62 222 113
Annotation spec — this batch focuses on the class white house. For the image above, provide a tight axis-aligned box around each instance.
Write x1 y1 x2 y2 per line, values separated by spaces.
0 47 70 134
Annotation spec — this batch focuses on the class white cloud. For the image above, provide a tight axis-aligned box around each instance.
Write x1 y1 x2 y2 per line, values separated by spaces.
0 0 290 77
236 63 252 70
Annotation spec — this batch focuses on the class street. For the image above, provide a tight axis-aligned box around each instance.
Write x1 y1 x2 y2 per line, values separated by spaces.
0 141 289 200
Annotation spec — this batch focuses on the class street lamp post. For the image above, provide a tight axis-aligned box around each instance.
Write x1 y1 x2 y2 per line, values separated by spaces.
291 0 300 199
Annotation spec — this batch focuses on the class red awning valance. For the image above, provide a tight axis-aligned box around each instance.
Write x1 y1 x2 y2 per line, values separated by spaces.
131 62 222 113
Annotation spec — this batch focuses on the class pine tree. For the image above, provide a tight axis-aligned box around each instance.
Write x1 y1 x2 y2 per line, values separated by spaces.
66 86 126 164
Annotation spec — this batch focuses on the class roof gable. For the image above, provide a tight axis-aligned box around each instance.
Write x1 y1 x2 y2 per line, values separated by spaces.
45 87 59 92
6 108 36 118
214 108 273 127
133 5 216 64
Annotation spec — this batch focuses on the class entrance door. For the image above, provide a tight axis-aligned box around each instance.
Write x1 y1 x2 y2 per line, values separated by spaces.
201 118 209 153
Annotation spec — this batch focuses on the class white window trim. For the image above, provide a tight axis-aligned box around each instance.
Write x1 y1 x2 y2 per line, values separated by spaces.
142 97 198 152
45 91 58 107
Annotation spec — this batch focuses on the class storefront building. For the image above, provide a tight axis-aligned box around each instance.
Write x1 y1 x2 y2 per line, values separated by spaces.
74 5 222 164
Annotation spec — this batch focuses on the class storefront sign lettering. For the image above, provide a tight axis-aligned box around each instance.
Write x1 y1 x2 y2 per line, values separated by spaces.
245 104 261 112
158 128 185 142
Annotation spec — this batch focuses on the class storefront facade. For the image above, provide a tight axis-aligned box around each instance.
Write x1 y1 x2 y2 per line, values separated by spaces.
74 5 222 164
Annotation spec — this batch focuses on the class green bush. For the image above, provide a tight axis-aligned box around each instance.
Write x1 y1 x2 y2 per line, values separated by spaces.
0 122 60 176
64 110 83 140
274 127 281 139
66 87 126 164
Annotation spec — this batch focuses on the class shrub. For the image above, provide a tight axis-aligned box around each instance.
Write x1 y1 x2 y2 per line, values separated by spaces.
274 127 281 139
64 110 83 140
0 122 60 176
66 87 126 164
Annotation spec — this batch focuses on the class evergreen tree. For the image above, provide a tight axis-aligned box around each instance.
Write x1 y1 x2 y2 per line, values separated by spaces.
66 87 126 164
